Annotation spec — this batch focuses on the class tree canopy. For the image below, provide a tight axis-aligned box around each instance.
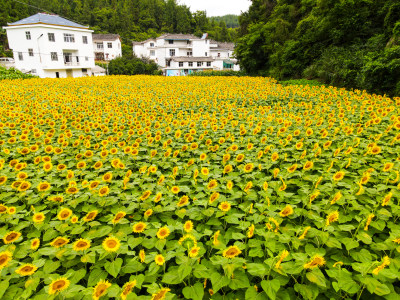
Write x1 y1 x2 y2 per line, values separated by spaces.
236 0 400 96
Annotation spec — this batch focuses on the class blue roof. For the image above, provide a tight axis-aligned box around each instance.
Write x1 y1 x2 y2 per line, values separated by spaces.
8 13 87 28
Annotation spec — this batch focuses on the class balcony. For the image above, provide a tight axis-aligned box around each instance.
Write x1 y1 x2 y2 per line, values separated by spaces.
63 54 80 66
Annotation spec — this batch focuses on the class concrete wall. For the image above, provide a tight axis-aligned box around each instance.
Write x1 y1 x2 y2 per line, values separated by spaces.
93 39 122 60
4 24 95 78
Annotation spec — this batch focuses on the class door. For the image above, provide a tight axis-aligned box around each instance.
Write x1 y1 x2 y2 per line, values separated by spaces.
66 69 73 78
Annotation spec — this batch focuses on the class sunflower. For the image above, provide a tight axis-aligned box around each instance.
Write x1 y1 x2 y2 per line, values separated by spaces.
121 280 137 300
56 164 67 171
304 255 326 269
66 186 79 194
171 186 180 194
140 190 151 200
83 210 98 222
93 161 103 169
201 167 209 176
73 238 91 251
279 205 294 217
287 164 297 173
271 152 279 162
330 191 342 205
133 222 147 233
243 163 254 173
33 212 45 223
102 172 113 182
209 192 220 204
92 280 111 300
371 145 381 155
382 192 392 206
102 236 120 252
177 195 189 207
89 181 100 190
98 186 110 197
139 249 146 263
58 208 72 220
303 161 314 170
223 164 233 174
199 153 207 160
226 181 233 190
48 277 70 295
247 224 255 238
332 171 345 181
0 251 12 270
189 246 200 258
43 162 53 172
223 246 242 258
7 206 16 214
0 204 7 214
37 181 51 192
207 180 218 189
157 226 170 239
219 201 231 212
49 195 64 203
50 237 69 248
17 172 28 180
31 238 40 250
112 211 126 224
0 176 7 185
183 220 193 233
326 211 339 226
235 153 245 162
155 254 165 266
143 209 153 218
17 181 31 192
3 231 21 244
15 263 37 276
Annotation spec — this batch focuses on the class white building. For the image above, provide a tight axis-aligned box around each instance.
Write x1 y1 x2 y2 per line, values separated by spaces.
3 13 96 78
132 33 239 76
93 34 122 61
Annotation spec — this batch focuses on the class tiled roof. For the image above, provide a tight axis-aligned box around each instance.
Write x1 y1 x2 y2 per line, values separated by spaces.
159 33 198 40
171 56 214 62
93 34 120 41
8 13 87 28
209 40 234 50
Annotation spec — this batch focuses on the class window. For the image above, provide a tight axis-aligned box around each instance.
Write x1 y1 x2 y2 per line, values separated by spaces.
28 49 34 57
188 62 193 67
169 40 174 44
150 50 155 56
97 43 104 49
82 68 87 73
55 72 60 78
107 42 112 48
85 56 88 61
197 62 202 67
18 52 23 61
82 36 88 44
166 60 171 67
48 33 55 42
179 62 183 67
31 69 36 73
64 33 75 43
26 31 31 40
187 51 192 56
207 62 211 67
169 49 175 56
205 52 208 56
51 52 58 61
150 42 154 47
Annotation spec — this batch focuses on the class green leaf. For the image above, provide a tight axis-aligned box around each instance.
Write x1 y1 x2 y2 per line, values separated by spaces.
43 260 60 274
342 238 359 250
193 264 211 278
87 268 107 286
178 264 192 281
182 282 204 300
261 279 280 300
294 283 319 300
229 270 250 290
245 287 269 300
306 269 326 288
247 263 268 277
105 258 123 278
210 272 230 292
0 280 9 299
162 271 181 284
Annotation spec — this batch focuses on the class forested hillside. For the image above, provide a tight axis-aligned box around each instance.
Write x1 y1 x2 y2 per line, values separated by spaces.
236 0 400 96
210 15 239 28
0 0 237 57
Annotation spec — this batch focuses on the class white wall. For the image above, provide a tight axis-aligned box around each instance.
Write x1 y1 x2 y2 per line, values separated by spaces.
93 39 122 60
4 24 95 78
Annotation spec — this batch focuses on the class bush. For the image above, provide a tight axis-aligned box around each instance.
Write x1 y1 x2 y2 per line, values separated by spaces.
188 70 246 77
108 55 161 76
0 66 37 80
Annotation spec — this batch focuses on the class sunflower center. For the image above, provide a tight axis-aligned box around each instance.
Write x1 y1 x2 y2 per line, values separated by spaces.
54 280 66 289
106 240 117 248
6 233 17 241
0 256 7 264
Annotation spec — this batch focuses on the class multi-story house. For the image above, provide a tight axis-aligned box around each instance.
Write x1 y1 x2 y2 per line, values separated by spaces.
93 34 122 61
132 33 239 76
3 13 95 78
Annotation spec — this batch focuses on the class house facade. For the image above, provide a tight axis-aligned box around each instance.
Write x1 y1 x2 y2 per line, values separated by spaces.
3 13 95 78
132 33 239 76
93 34 122 61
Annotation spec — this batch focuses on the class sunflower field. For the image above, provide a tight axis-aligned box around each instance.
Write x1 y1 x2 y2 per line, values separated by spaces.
0 76 400 300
